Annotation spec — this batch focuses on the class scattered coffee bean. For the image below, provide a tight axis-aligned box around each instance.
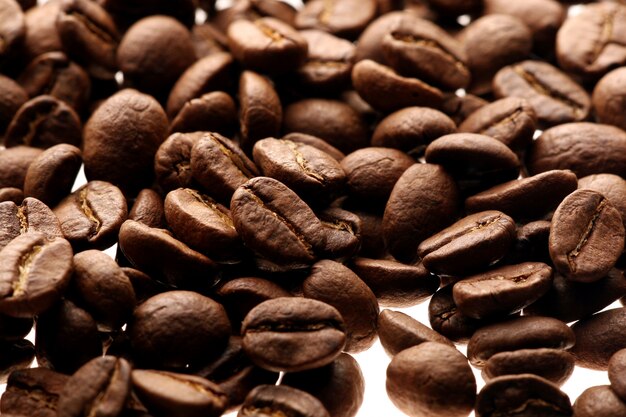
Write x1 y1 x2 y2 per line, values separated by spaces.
238 384 329 417
482 348 575 386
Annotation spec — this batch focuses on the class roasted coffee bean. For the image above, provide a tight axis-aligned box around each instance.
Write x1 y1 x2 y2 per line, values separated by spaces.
118 220 218 290
381 17 469 90
452 262 552 319
190 132 259 203
23 144 82 207
0 339 35 383
1 367 69 417
213 0 297 32
72 250 136 331
475 374 572 417
354 11 412 63
609 349 626 402
527 123 626 178
0 146 42 190
238 385 329 417
459 15 532 95
0 0 25 63
350 257 439 307
0 232 72 318
383 163 459 262
166 52 234 119
302 260 379 353
241 297 346 372
132 370 228 417
21 1 63 63
556 2 626 79
129 291 230 370
352 59 444 113
282 99 369 153
417 210 517 276
0 188 23 204
371 107 456 156
253 138 346 206
0 197 63 251
54 180 128 250
465 170 578 222
227 17 307 74
570 308 626 370
425 133 521 193
440 92 488 126
84 89 168 195
154 131 202 192
458 98 537 152
296 0 376 39
0 313 32 342
0 75 27 134
378 309 453 356
428 284 486 343
169 91 237 136
239 71 281 151
56 0 120 79
128 188 165 228
579 174 626 229
282 132 345 162
483 349 575 386
282 353 364 417
101 0 196 28
231 177 328 270
191 22 228 58
57 356 131 417
573 385 626 417
164 188 243 262
386 342 476 417
467 316 575 367
549 189 624 283
121 266 165 304
4 95 82 149
593 67 626 131
35 299 102 374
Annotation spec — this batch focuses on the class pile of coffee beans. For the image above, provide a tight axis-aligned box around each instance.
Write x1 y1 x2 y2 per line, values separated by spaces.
2 0 626 416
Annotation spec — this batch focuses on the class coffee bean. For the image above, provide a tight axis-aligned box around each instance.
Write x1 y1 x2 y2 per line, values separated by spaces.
101 0 196 28
549 189 624 283
128 188 165 228
467 316 575 367
169 91 237 136
0 0 24 64
483 348 575 386
242 297 346 372
239 71 282 151
573 385 626 417
428 284 486 343
418 210 517 276
57 356 132 417
386 342 476 417
0 188 23 204
570 307 626 370
132 370 228 417
0 197 63 251
21 1 63 63
296 0 376 39
0 339 35 384
593 67 626 131
0 75 27 134
54 180 128 251
282 132 345 162
129 290 230 370
0 146 42 190
154 131 203 193
493 60 591 126
476 374 572 417
440 92 488 126
378 309 453 356
1 367 69 417
609 349 626 402
238 385 330 417
213 0 297 32
121 267 165 304
579 174 626 230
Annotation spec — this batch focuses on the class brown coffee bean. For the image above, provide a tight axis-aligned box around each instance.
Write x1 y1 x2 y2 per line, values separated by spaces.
128 188 165 228
84 89 169 194
132 370 228 417
54 180 128 251
4 95 82 149
213 0 297 32
57 356 131 417
579 174 626 229
0 197 63 251
440 92 488 126
282 132 345 161
23 143 82 207
296 0 376 39
0 232 72 318
316 207 361 260
593 67 626 131
527 122 626 178
418 210 517 276
428 284 484 343
350 258 439 307
239 71 282 151
0 339 35 383
352 59 444 113
354 11 414 64
549 189 625 283
378 309 453 357
573 385 626 417
371 107 456 156
21 1 63 63
242 297 346 372
101 0 196 28
1 367 69 417
570 307 626 370
493 60 591 127
383 163 460 262
483 349 575 386
303 260 379 353
467 316 575 367
0 188 23 204
0 75 27 134
0 0 24 63
129 291 230 370
386 342 476 417
505 219 552 265
169 91 237 136
154 131 202 193
476 374 572 417
610 349 626 402
0 146 41 189
238 385 330 417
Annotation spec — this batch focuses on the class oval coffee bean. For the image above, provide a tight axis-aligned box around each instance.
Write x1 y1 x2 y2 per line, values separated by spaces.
132 370 228 417
295 0 376 39
0 339 35 384
1 367 69 417
570 307 626 370
386 342 476 417
482 349 575 386
593 67 626 132
239 70 282 150
0 188 23 204
57 356 131 417
0 232 72 318
475 374 572 417
573 385 626 417
0 197 63 251
549 189 625 283
238 385 329 417
609 349 626 402
316 207 361 261
418 210 516 276
579 173 626 230
154 131 202 193
467 316 575 367
283 132 345 162
128 188 165 228
169 91 237 136
378 309 453 357
452 262 553 319
0 146 42 190
242 297 346 372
